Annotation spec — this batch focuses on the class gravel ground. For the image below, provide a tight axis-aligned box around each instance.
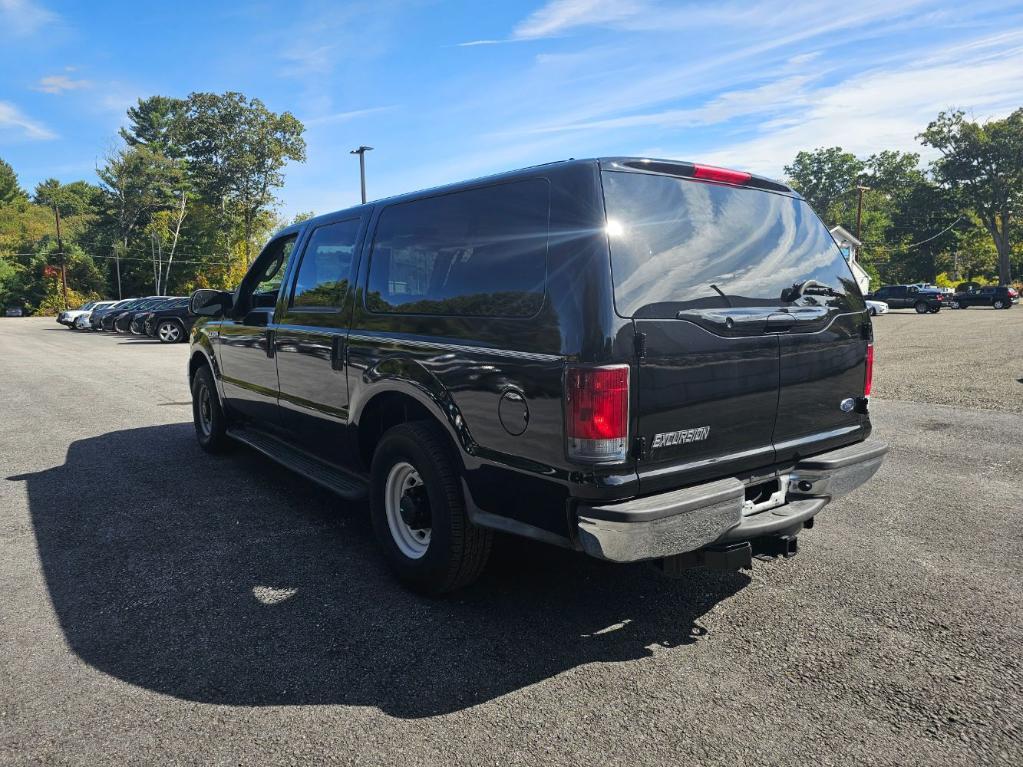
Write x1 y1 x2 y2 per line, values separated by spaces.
871 305 1023 412
1 316 1021 766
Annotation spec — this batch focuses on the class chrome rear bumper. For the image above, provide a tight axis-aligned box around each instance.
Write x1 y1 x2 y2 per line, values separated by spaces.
576 439 888 563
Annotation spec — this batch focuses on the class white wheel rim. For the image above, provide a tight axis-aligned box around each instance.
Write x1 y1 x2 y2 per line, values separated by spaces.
384 461 431 559
160 323 180 341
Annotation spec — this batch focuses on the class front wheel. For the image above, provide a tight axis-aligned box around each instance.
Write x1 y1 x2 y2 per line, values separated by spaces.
370 421 492 594
157 319 184 343
869 306 877 316
191 365 232 453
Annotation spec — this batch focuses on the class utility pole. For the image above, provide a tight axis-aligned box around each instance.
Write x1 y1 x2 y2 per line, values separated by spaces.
350 145 373 204
113 245 122 299
52 204 69 310
855 185 870 242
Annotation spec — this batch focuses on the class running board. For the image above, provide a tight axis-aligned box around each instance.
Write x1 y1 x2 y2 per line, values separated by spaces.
227 427 369 500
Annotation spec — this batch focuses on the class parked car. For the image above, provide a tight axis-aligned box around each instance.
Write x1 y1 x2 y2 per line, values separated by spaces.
866 285 944 313
91 299 138 330
4 307 24 317
142 297 194 343
186 157 887 594
70 300 116 329
57 301 103 327
953 285 1018 309
102 297 157 331
114 297 177 332
865 300 889 316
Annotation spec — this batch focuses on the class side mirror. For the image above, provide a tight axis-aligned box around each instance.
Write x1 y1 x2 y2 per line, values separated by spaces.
189 289 233 318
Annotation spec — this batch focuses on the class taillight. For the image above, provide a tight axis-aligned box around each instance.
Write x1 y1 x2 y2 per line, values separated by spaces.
864 343 874 397
692 164 751 186
566 365 629 463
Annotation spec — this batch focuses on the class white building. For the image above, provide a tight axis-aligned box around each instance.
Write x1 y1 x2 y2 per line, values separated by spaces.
830 225 871 294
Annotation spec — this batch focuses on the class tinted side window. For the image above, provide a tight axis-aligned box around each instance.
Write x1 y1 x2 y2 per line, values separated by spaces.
366 179 549 317
290 219 361 308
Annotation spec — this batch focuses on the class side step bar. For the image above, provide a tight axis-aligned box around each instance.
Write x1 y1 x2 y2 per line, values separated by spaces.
227 427 369 500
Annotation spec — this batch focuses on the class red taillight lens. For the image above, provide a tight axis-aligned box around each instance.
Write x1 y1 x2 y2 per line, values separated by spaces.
566 365 629 462
864 343 874 397
692 164 751 186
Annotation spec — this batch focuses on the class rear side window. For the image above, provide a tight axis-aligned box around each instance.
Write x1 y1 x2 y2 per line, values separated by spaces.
290 219 361 308
366 179 549 317
602 171 861 318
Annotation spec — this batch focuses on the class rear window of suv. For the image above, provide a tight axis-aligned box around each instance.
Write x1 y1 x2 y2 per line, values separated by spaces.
602 170 861 318
366 179 549 317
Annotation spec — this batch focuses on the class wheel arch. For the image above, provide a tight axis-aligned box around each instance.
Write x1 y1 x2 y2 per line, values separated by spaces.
352 377 474 473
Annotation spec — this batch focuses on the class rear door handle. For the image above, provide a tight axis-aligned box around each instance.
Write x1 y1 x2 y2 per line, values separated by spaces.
765 313 795 333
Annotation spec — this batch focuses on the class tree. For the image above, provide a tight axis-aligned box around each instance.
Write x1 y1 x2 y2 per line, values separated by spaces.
0 158 26 204
119 96 186 157
97 145 185 250
177 92 306 262
784 147 865 219
918 109 1023 284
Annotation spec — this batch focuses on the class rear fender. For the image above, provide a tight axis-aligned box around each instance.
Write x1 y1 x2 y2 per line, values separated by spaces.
353 356 478 467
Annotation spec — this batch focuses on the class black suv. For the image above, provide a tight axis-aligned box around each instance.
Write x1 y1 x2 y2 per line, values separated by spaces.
953 285 1018 309
187 157 887 593
866 285 944 313
142 297 194 342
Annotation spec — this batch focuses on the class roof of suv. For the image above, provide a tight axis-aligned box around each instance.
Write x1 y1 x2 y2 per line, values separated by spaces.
277 157 799 237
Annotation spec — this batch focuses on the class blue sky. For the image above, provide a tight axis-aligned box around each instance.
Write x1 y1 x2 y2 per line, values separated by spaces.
2 0 1023 218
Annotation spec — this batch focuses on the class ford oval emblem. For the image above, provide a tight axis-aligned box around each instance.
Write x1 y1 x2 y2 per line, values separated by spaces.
840 398 855 413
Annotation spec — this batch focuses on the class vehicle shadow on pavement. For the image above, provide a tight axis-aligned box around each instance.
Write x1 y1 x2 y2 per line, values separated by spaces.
10 424 748 718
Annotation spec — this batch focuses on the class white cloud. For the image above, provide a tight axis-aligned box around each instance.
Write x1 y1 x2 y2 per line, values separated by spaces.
513 0 646 39
694 35 1023 179
0 0 58 38
0 100 56 140
34 74 92 94
518 75 818 134
303 105 397 127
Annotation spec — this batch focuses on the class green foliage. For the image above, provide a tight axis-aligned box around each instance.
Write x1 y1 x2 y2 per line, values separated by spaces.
784 147 865 218
119 96 187 157
176 92 306 260
0 157 27 205
919 108 1023 283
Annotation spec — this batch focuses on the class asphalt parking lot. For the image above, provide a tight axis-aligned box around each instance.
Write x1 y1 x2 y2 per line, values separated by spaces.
2 310 1021 766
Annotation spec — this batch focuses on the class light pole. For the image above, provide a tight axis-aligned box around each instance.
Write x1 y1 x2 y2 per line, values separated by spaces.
350 146 373 204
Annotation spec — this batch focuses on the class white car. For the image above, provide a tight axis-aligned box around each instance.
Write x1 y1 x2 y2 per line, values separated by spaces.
67 300 115 329
865 299 889 316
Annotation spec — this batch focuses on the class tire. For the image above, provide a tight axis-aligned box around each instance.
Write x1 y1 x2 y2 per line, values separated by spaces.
157 319 184 343
929 306 940 313
370 421 492 594
914 301 929 314
191 365 232 453
993 299 1006 309
869 307 877 316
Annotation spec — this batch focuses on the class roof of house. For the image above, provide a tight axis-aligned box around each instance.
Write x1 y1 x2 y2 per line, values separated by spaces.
829 225 862 247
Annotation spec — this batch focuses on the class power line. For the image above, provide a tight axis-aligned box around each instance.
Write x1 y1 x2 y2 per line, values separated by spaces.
1 251 239 267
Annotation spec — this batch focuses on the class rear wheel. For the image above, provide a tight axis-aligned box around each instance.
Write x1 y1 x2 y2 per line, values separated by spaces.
191 365 231 453
370 421 492 594
914 301 929 314
993 299 1006 309
869 306 877 316
157 319 184 343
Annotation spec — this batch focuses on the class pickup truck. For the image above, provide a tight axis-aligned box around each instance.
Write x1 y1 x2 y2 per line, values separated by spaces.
866 285 944 313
